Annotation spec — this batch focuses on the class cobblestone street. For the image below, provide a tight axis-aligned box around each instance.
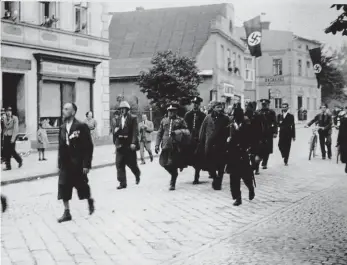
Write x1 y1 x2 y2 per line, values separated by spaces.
1 129 346 265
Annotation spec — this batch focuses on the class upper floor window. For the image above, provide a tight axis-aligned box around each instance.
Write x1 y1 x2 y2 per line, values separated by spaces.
75 2 88 33
229 20 233 34
233 52 236 68
306 45 310 51
220 44 225 70
2 1 20 21
227 49 232 71
298 59 302 76
40 1 58 28
237 54 241 75
273 59 283 76
306 61 310 77
298 43 302 49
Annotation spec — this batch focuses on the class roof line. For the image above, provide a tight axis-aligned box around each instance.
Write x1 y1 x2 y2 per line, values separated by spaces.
211 29 246 51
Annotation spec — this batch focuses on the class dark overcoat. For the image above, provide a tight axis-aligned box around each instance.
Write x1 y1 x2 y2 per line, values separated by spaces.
58 119 93 185
156 116 188 168
337 116 347 163
184 109 206 166
256 108 278 155
277 112 295 158
114 113 140 151
198 112 229 171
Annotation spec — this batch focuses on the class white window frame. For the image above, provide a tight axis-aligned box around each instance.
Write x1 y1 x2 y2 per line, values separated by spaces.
2 1 20 20
74 2 88 34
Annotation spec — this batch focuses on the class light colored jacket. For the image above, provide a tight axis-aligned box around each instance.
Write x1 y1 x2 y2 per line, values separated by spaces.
139 120 154 142
3 115 19 142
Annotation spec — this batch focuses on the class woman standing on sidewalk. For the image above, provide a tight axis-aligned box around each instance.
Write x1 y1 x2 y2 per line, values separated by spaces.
84 111 97 144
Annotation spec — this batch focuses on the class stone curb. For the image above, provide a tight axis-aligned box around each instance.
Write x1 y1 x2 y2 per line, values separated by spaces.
1 154 159 186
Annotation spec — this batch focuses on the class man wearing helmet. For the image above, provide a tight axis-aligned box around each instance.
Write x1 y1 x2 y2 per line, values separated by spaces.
114 101 141 189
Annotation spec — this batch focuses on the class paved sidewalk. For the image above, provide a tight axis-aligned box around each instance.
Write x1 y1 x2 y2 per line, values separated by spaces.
1 143 156 185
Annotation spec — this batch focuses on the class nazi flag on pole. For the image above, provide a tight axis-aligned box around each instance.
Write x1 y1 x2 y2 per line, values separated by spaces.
244 16 262 58
309 47 322 89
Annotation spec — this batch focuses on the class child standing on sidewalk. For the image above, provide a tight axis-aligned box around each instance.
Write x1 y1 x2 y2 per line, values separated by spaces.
37 121 49 161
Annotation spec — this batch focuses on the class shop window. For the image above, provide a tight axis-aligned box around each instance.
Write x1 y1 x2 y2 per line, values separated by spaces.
298 59 302 76
306 97 310 110
75 80 91 121
40 1 58 28
75 2 88 33
273 59 282 76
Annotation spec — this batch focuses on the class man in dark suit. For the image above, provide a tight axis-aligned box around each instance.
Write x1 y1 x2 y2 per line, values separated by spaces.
114 101 141 189
184 96 206 184
277 103 296 166
57 103 95 223
306 104 333 159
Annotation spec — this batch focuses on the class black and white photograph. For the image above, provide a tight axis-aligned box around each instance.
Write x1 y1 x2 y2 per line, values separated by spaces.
1 0 347 264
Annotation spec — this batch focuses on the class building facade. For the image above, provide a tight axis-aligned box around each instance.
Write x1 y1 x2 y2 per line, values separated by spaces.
1 1 110 146
236 23 321 121
109 3 250 115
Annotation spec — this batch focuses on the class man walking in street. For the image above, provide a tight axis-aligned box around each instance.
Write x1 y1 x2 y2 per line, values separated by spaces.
305 104 333 159
184 96 206 184
139 113 154 164
114 101 141 189
2 107 23 171
57 103 95 223
155 103 189 191
277 103 296 166
256 99 278 170
226 107 255 206
198 101 229 190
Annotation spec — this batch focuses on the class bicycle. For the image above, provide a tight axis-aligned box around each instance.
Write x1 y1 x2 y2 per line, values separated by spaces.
308 126 319 160
16 133 32 158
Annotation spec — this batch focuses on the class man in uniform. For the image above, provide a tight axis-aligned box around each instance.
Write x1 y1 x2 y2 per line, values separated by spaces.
2 107 22 171
277 103 295 165
305 104 333 159
256 99 278 170
198 101 230 190
184 96 206 184
155 103 189 190
114 101 141 189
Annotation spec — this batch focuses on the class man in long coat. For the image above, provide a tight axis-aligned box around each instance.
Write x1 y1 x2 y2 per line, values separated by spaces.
198 101 229 190
155 103 189 190
114 101 141 189
256 99 278 170
57 103 94 223
277 103 296 166
184 96 206 184
337 107 347 173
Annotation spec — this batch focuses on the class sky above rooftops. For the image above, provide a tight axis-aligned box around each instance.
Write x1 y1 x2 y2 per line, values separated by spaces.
105 0 346 50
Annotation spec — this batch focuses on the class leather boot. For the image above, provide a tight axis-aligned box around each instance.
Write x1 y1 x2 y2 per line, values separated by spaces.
57 209 72 223
233 198 242 206
88 198 95 215
169 175 177 191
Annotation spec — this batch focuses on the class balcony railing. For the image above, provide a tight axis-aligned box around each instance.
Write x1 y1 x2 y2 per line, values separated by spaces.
1 19 108 58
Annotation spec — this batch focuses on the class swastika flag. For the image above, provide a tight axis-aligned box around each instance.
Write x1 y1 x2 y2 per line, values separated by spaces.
309 47 322 89
244 16 262 58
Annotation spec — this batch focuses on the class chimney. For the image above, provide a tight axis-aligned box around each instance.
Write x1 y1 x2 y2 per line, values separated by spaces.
136 7 144 11
261 21 270 30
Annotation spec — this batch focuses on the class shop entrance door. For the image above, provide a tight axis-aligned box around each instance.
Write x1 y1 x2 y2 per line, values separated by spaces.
2 73 25 132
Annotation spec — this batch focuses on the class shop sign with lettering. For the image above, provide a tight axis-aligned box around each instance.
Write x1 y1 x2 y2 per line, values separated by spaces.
41 62 93 78
264 76 285 84
1 57 31 71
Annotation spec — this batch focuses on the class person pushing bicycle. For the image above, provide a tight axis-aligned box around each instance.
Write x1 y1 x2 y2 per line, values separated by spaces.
305 104 333 160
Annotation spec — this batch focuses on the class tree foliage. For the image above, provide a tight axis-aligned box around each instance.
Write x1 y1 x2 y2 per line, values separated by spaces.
325 5 347 36
320 45 347 103
137 51 202 113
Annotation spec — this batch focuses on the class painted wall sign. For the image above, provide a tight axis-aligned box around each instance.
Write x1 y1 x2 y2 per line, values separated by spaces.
41 61 93 78
1 57 31 70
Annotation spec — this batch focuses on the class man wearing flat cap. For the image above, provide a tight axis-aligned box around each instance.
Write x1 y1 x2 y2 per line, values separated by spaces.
256 99 278 171
2 107 22 170
114 101 141 190
156 102 189 190
184 96 206 184
198 101 230 190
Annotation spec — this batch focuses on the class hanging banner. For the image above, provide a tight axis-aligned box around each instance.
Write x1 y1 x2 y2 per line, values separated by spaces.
309 47 322 89
244 16 262 58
